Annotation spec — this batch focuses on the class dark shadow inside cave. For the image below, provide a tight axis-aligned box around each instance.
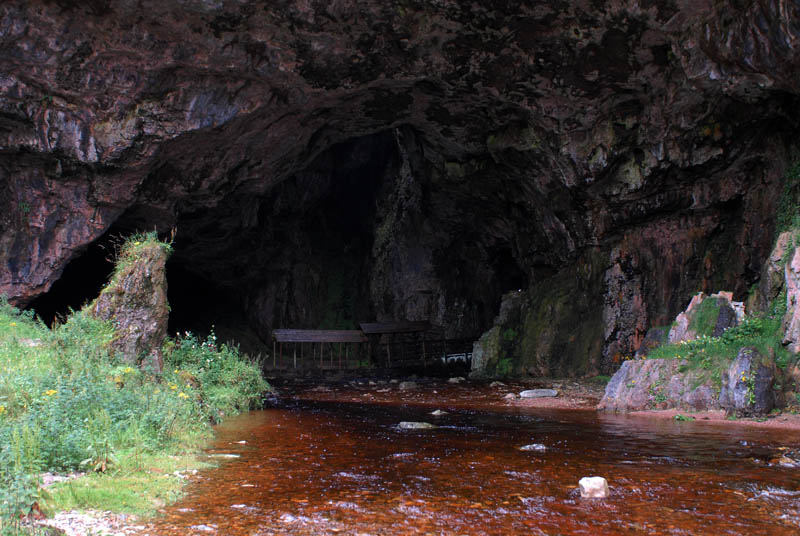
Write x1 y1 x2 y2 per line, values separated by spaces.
29 229 118 326
28 128 534 374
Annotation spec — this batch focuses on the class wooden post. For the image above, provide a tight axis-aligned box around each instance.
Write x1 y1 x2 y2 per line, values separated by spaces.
422 334 427 368
320 342 323 367
273 340 276 369
301 343 304 369
279 342 283 369
338 343 342 370
386 335 391 367
346 344 350 369
293 344 297 369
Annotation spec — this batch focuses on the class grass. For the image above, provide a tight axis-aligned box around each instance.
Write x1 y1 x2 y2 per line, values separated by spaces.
48 451 211 515
688 298 721 337
0 235 269 535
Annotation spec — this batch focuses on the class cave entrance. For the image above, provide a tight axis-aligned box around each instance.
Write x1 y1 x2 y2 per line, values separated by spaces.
29 227 119 326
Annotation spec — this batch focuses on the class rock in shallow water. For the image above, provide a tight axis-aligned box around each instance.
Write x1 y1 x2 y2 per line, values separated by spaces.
579 476 609 498
519 389 558 398
398 421 438 430
429 409 448 416
398 381 418 390
519 443 547 452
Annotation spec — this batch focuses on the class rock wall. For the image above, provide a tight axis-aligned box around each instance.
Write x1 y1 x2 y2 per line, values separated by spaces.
1 1 800 374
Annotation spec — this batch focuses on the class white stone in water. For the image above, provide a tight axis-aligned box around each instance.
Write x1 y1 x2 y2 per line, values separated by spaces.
490 381 506 388
519 443 547 452
398 421 438 430
448 376 465 383
207 453 240 458
504 393 517 400
430 409 448 416
519 389 558 398
579 476 609 498
398 381 418 390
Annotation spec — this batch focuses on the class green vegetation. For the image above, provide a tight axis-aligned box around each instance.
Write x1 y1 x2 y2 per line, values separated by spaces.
0 236 268 535
673 414 695 422
648 316 791 386
774 159 800 237
688 298 722 337
588 375 611 385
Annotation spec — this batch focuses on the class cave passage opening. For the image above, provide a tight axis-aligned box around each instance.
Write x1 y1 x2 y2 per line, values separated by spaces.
26 127 536 375
29 226 121 326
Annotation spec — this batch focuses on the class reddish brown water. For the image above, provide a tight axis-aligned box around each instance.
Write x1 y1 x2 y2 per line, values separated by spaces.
143 382 800 535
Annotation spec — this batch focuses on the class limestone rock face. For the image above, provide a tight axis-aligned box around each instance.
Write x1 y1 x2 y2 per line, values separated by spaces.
719 347 776 417
1 0 798 376
90 242 170 373
783 248 800 353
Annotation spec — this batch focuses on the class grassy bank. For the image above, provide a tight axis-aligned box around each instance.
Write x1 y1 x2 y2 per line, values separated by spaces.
0 279 268 534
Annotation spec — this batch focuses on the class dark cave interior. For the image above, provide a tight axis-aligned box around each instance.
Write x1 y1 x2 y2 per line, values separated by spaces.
28 129 530 360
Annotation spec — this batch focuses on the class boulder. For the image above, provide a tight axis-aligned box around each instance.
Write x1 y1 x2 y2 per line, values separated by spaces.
667 293 740 344
719 347 776 417
89 240 170 373
578 477 609 498
598 358 717 412
519 389 558 398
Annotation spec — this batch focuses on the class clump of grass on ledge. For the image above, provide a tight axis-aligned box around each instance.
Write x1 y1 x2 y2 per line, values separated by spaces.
647 316 792 386
0 237 268 534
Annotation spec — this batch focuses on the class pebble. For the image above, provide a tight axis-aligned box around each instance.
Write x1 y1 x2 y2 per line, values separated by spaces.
489 381 506 388
504 393 517 400
398 381 418 390
447 377 465 384
397 421 438 430
430 409 448 416
519 389 558 398
579 476 609 498
519 443 547 452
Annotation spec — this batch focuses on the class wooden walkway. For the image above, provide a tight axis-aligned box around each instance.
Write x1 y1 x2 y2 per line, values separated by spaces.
267 322 472 372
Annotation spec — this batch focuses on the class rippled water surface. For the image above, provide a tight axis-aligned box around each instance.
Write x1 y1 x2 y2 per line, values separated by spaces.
144 382 800 535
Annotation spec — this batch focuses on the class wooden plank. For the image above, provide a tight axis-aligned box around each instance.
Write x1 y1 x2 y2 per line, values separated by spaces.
273 329 366 343
359 321 431 334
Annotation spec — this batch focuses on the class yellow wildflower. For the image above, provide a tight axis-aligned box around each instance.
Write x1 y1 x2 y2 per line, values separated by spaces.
43 389 57 397
113 376 123 384
178 392 189 399
10 322 16 327
0 406 6 415
123 367 135 374
169 382 178 390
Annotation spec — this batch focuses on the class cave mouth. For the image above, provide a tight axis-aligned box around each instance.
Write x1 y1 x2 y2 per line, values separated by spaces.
29 227 120 326
28 127 536 373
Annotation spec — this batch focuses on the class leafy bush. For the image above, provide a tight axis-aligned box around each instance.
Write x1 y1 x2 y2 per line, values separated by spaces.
0 236 268 533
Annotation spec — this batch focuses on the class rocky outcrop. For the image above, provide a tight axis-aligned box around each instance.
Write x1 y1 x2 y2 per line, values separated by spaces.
1 1 799 376
469 291 523 378
719 347 777 417
667 292 740 344
89 240 170 373
597 359 717 412
600 347 778 416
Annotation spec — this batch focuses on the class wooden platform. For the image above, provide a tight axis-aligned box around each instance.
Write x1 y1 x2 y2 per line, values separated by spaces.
272 329 367 343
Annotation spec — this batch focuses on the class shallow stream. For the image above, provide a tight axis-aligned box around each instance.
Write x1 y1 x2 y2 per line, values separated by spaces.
143 382 800 535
